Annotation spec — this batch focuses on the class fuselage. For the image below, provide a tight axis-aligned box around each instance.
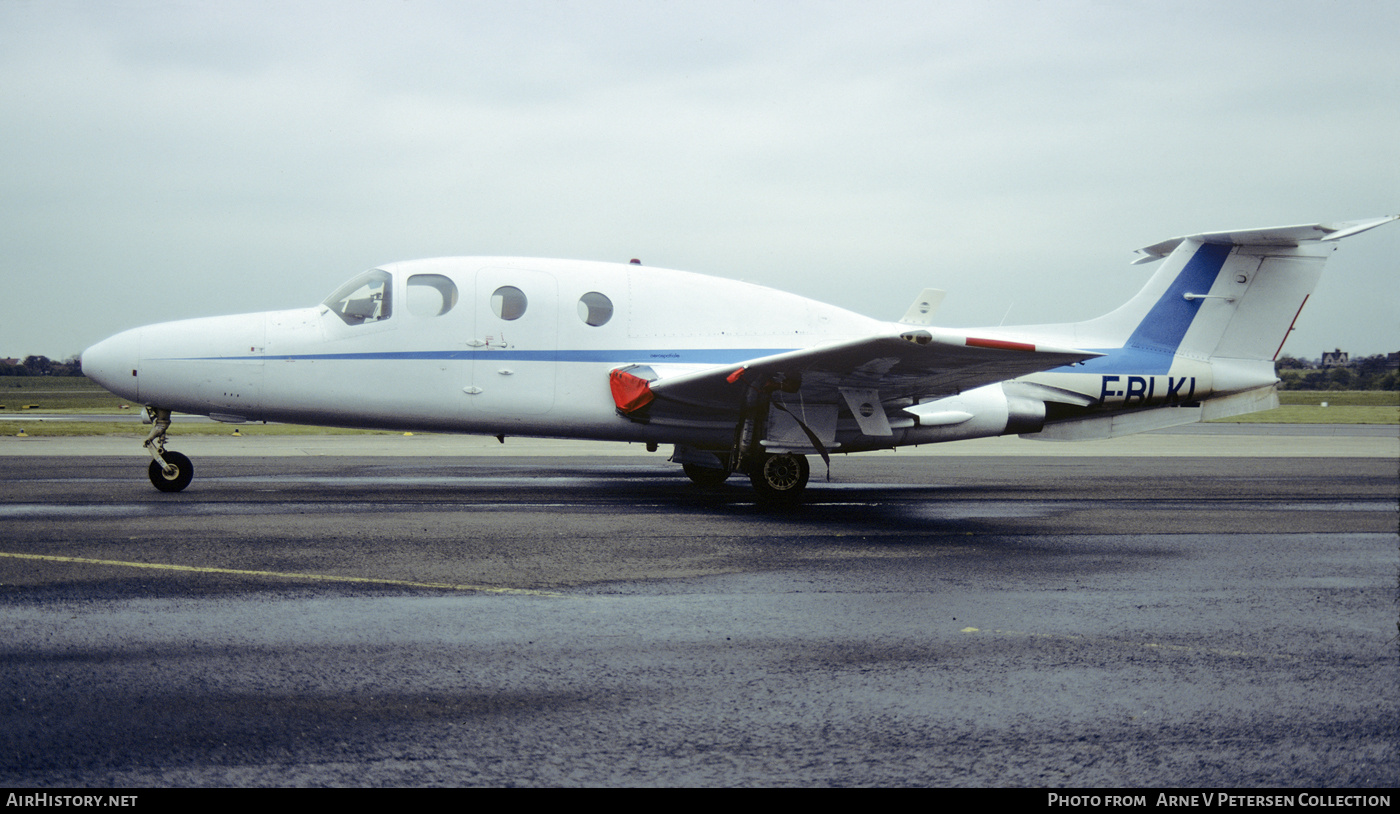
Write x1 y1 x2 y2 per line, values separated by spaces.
82 257 886 446
81 253 1289 450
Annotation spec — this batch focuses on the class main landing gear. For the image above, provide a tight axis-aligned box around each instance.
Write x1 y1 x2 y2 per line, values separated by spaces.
673 368 820 503
681 451 811 503
747 452 810 502
143 407 193 492
682 462 731 488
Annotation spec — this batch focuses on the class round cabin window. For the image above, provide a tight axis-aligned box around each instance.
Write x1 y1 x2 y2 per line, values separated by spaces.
577 292 614 326
491 286 528 320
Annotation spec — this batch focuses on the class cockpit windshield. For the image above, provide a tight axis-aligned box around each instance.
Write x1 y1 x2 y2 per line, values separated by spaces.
323 269 392 325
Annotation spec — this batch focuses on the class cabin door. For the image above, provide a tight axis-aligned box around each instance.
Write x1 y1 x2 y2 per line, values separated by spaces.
466 267 558 416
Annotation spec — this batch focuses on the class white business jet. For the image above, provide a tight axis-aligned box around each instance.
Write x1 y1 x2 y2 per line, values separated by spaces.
82 216 1396 501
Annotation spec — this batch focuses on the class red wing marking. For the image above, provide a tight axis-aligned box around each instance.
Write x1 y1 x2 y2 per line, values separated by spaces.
965 337 1036 352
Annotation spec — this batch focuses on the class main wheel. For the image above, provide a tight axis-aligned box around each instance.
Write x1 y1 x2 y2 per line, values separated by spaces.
148 451 194 493
748 453 810 502
683 463 731 488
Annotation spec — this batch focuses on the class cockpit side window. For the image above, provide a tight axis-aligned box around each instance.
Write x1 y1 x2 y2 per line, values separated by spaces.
324 269 392 325
406 274 459 317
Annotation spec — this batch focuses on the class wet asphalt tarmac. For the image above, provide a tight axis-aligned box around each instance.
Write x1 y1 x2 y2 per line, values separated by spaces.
0 449 1395 787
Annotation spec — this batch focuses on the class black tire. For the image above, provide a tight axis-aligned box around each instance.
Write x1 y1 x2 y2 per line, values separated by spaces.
683 463 730 488
748 453 810 502
148 451 194 493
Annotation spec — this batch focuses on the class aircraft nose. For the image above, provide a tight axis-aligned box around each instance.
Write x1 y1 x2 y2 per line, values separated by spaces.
82 328 142 401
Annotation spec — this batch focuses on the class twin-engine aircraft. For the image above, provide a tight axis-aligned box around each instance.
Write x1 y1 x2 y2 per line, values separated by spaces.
83 216 1396 501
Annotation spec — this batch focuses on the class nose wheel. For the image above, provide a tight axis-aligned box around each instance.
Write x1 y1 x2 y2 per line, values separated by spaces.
148 451 194 492
142 407 194 492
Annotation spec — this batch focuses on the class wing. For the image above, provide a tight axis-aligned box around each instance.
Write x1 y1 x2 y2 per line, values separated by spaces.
610 328 1101 433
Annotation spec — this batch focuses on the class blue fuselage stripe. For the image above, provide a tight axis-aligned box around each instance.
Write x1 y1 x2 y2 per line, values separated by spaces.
1071 347 1176 375
155 349 795 365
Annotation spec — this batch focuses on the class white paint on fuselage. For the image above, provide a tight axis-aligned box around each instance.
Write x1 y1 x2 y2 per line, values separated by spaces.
83 218 1397 467
86 257 884 445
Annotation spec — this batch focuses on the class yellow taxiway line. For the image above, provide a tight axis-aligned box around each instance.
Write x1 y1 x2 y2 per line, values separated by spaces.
0 551 561 597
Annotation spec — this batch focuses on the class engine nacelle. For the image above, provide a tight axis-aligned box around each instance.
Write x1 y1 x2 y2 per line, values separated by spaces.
897 383 1046 445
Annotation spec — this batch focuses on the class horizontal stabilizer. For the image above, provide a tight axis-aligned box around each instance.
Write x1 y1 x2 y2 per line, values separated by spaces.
1131 215 1399 264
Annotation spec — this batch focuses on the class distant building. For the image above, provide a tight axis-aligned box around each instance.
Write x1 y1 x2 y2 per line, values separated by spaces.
0 358 18 367
1387 352 1400 371
1320 348 1349 368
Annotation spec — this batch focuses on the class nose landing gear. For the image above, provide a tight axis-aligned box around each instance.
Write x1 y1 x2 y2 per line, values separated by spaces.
148 450 194 492
143 407 193 492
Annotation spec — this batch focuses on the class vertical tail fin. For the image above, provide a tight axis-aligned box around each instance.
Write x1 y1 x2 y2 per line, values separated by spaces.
1017 216 1395 441
1079 216 1397 362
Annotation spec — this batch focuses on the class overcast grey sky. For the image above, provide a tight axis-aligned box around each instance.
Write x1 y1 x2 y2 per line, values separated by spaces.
3 0 1397 361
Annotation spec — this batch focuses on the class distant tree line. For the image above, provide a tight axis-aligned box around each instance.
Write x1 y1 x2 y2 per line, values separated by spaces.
1276 354 1399 391
0 355 83 376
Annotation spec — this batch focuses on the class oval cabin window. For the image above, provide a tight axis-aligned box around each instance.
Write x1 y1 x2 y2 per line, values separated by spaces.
577 292 613 326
